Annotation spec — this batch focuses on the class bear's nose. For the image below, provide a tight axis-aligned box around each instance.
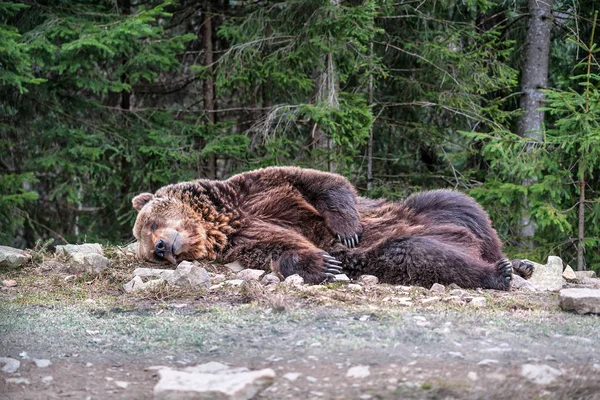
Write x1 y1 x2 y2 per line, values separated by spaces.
154 239 167 259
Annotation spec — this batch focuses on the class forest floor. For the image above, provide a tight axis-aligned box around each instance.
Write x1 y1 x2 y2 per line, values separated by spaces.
1 247 600 400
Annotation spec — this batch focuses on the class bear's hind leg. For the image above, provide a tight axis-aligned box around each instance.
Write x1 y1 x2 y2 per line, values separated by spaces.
370 236 512 290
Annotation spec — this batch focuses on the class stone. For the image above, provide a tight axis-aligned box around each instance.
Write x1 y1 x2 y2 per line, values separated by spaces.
154 364 275 400
115 381 130 389
224 260 245 273
470 297 487 307
357 275 379 286
449 289 466 297
528 256 564 291
559 288 600 314
521 364 562 385
562 265 577 281
346 365 370 378
123 276 166 293
133 268 175 281
283 372 301 382
236 269 266 281
33 359 52 368
261 273 280 286
420 297 441 305
511 275 537 291
447 283 461 290
2 280 17 287
0 357 20 373
443 296 464 304
575 271 596 280
283 274 304 286
347 284 362 292
0 246 31 268
70 253 109 274
334 274 350 282
430 283 445 293
167 261 211 289
56 243 103 256
467 371 478 381
5 378 30 385
477 359 499 367
224 279 245 287
41 376 53 384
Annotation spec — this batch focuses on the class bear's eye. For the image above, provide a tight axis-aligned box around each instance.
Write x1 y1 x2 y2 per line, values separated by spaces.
151 223 158 231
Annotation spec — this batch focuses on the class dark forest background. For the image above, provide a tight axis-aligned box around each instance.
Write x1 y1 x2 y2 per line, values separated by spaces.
1 0 599 272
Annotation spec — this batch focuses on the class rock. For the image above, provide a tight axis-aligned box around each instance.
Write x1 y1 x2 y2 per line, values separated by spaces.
0 246 31 268
2 280 17 287
123 276 166 293
167 261 211 289
559 288 600 314
447 283 461 290
0 357 20 373
33 359 52 368
224 279 245 287
42 376 53 384
211 273 227 284
115 381 130 389
5 377 30 385
283 372 301 382
70 253 109 274
261 273 280 286
511 275 537 291
133 268 175 281
430 283 445 293
237 269 266 281
562 265 577 281
420 297 441 305
449 289 466 297
477 359 499 367
334 274 350 282
56 243 103 256
470 297 487 307
581 277 600 287
224 261 245 273
575 271 596 280
521 364 562 385
443 296 464 304
19 352 29 359
347 284 362 292
154 363 275 400
283 274 304 286
528 256 564 291
346 365 370 378
357 275 379 286
467 371 478 381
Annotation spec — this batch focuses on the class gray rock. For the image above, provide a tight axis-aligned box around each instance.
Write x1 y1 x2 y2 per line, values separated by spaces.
347 284 362 292
449 289 467 297
236 269 266 281
470 297 487 307
0 246 31 268
224 260 245 273
261 273 280 286
56 243 103 256
33 359 52 368
123 276 165 293
346 365 370 378
334 274 350 282
166 261 211 289
5 377 30 385
283 274 304 286
521 364 562 385
0 357 20 373
511 274 537 291
133 268 175 281
528 256 564 291
562 265 577 281
224 279 245 287
430 283 445 293
559 288 600 314
71 253 109 274
154 363 275 400
575 271 596 280
357 275 379 286
420 297 441 305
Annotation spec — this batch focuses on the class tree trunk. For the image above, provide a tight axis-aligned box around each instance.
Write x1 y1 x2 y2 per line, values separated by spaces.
367 39 374 192
202 0 217 179
518 0 554 238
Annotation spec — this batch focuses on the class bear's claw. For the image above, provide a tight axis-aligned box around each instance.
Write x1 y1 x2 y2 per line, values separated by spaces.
323 252 343 275
337 234 359 248
512 259 534 279
496 258 513 286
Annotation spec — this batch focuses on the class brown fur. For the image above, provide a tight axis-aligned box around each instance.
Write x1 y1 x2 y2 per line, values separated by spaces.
132 166 514 289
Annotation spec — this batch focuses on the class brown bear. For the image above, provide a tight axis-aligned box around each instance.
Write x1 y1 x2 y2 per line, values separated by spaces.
132 166 533 289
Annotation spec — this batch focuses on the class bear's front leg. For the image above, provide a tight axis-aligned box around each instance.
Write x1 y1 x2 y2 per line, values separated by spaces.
225 221 343 284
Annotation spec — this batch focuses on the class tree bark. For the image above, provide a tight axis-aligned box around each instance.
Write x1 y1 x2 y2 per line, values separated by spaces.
367 40 374 192
518 0 554 238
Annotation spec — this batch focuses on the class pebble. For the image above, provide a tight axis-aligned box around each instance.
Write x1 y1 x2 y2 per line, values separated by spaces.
0 357 20 373
115 381 130 389
467 371 478 381
42 376 54 384
347 365 370 378
430 283 445 293
357 275 379 286
347 284 362 292
33 359 52 368
470 297 487 307
284 372 301 382
2 280 17 287
521 364 563 385
5 377 30 385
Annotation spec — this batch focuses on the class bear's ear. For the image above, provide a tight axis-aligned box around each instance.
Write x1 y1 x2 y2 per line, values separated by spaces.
132 193 154 211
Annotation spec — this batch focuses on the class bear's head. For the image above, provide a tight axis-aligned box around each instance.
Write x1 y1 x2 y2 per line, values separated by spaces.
131 193 211 264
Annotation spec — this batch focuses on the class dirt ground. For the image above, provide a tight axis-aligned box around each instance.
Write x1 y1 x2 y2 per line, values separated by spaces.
1 248 600 400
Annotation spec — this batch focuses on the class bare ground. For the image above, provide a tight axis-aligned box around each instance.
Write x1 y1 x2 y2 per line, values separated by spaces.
1 247 599 400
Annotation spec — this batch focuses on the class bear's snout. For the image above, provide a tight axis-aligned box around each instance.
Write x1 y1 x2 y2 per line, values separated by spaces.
154 239 167 259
